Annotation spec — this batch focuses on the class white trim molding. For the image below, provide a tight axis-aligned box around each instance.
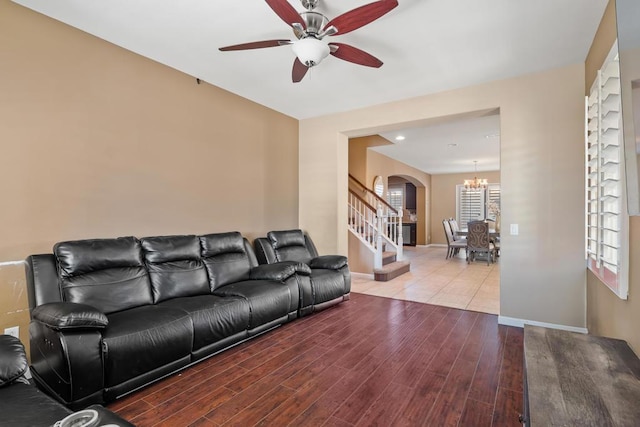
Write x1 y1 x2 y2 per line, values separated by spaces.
350 272 374 280
0 260 25 267
498 316 588 334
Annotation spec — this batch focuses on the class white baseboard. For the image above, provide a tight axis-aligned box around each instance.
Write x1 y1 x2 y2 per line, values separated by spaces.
498 316 588 334
0 260 25 267
351 272 374 280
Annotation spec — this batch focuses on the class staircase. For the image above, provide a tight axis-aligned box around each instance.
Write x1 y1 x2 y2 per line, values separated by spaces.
374 250 411 281
348 174 410 281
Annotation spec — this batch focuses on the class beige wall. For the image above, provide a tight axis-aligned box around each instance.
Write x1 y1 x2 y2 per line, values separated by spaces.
348 135 390 185
585 0 640 353
300 63 587 329
430 171 501 245
585 0 617 95
0 3 299 346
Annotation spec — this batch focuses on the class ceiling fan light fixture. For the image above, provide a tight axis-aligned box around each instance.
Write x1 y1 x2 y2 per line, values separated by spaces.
292 37 329 67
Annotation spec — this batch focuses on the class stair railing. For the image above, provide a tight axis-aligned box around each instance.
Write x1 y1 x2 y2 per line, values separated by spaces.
348 174 403 266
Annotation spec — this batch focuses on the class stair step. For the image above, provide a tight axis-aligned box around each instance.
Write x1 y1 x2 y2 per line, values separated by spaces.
373 260 411 282
382 251 397 265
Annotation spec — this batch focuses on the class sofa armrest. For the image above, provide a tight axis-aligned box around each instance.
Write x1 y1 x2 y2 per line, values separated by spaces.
280 261 311 275
309 255 348 270
0 335 28 387
32 302 108 331
250 261 311 281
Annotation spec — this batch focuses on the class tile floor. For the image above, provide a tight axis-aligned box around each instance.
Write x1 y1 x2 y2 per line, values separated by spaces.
351 245 500 315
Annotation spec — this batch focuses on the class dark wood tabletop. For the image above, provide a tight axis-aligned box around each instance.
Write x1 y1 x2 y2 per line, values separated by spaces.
524 325 640 426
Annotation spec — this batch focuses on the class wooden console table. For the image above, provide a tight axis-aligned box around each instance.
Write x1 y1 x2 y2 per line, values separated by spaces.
523 325 640 426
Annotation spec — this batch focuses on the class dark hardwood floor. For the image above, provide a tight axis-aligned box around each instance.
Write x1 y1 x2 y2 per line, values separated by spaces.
108 293 524 426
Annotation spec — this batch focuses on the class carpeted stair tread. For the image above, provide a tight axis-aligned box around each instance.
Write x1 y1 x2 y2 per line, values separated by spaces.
374 260 410 282
382 251 397 265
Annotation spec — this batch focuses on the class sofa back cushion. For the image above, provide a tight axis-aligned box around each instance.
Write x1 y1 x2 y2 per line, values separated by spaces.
55 237 153 314
200 232 251 290
141 235 210 303
267 229 312 263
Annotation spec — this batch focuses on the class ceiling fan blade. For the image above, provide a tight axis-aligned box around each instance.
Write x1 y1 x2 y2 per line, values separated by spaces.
329 43 383 68
324 0 398 35
265 0 306 29
219 39 291 51
292 58 308 83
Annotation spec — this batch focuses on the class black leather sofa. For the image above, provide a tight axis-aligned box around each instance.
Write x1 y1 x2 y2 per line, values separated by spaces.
0 334 133 427
254 229 351 316
25 231 311 408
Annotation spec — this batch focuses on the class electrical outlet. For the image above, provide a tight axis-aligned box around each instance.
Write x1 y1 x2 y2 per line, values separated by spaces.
510 224 519 236
4 326 19 339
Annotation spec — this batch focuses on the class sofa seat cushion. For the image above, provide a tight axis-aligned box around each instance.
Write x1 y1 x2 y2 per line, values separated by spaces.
0 381 71 427
159 295 250 351
102 306 193 388
310 269 346 304
213 280 291 329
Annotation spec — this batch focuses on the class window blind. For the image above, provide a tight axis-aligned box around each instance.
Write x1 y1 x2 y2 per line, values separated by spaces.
456 185 500 229
388 186 403 211
585 44 628 299
487 184 501 221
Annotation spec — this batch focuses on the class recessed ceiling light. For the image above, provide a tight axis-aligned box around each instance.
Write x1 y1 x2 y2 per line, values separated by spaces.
485 133 500 139
447 143 458 147
395 135 405 141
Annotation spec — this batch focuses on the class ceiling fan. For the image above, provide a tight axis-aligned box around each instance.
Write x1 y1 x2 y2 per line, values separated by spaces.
219 0 399 83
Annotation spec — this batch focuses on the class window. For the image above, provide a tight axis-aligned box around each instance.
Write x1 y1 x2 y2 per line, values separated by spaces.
373 176 384 197
487 185 501 221
456 184 500 229
388 186 403 211
585 43 629 299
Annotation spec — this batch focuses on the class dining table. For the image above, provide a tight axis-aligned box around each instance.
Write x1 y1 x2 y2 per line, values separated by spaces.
456 229 500 239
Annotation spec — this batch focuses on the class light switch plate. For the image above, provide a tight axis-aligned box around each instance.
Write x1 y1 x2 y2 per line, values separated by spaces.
510 224 519 235
4 326 19 339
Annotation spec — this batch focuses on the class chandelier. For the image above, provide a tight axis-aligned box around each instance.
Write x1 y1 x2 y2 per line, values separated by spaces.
464 161 488 190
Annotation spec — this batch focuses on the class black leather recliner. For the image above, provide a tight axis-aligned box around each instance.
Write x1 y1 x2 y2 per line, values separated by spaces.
254 229 351 316
0 334 133 427
25 231 304 408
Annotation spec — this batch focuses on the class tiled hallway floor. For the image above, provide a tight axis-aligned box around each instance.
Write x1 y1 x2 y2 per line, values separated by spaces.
351 246 500 315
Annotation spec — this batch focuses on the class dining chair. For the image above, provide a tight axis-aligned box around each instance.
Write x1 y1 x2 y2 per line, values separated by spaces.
466 220 497 265
443 219 467 259
448 218 466 243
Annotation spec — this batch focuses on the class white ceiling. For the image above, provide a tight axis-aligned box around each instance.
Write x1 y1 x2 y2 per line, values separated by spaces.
377 112 501 174
13 0 607 174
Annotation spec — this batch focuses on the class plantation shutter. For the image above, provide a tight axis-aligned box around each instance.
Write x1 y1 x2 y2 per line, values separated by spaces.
456 186 485 229
487 184 501 221
585 43 628 299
